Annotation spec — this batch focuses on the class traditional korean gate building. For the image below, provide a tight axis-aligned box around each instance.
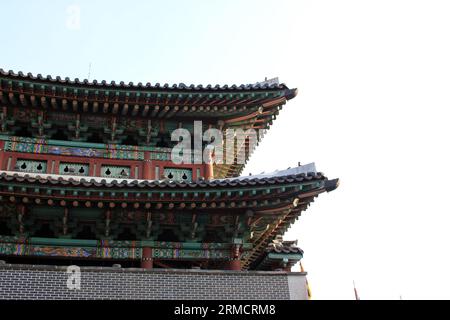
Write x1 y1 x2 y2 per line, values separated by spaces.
0 69 338 300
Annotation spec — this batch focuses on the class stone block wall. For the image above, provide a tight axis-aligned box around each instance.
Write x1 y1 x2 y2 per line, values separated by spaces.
0 263 308 300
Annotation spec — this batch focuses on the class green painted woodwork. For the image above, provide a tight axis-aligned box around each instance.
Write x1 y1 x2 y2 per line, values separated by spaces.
0 242 234 260
163 167 192 181
14 159 47 173
31 206 64 218
0 135 187 161
152 248 229 260
267 253 303 260
101 165 131 178
0 235 255 261
59 162 89 176
0 242 142 259
150 151 171 161
31 206 103 219
30 237 97 247
3 136 145 161
254 252 304 270
0 236 252 250
0 137 322 266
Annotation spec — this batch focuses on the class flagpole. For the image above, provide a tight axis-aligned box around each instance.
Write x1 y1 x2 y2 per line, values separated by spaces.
300 262 312 299
353 280 360 300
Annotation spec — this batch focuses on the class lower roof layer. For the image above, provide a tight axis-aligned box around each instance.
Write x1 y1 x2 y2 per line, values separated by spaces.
0 164 338 269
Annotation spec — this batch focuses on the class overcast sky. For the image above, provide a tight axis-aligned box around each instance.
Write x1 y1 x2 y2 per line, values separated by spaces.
1 0 450 299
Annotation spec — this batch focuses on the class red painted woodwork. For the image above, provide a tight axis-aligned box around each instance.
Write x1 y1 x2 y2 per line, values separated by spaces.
143 151 151 179
205 162 214 180
226 259 241 271
1 151 143 178
141 247 153 269
150 160 205 181
0 149 209 181
205 150 214 180
0 141 4 170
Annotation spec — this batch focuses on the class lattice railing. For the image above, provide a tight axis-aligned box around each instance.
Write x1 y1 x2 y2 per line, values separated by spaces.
100 165 131 178
59 163 89 176
14 159 47 174
163 168 192 181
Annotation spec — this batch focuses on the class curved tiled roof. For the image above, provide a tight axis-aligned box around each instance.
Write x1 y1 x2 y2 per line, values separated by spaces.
266 237 304 254
0 170 330 189
0 69 299 180
0 68 297 97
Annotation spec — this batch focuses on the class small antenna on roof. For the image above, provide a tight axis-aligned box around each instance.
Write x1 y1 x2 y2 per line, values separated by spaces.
87 62 92 81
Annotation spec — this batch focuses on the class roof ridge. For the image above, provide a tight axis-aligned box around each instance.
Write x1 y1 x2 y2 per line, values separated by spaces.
0 169 328 188
0 68 294 92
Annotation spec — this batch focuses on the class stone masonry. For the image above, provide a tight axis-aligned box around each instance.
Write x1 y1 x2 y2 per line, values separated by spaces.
0 262 308 300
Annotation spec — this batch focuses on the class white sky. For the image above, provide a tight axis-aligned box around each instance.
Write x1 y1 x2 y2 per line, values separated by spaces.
246 0 450 300
1 0 450 299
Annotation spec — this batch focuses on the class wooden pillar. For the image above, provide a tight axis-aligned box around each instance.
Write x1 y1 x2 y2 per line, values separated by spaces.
0 140 5 170
10 156 17 172
62 208 69 236
143 151 151 180
205 149 214 180
226 259 241 271
105 209 111 238
205 163 214 180
46 159 52 174
88 159 96 176
17 204 26 235
226 244 241 270
95 161 101 176
141 247 153 269
281 258 291 272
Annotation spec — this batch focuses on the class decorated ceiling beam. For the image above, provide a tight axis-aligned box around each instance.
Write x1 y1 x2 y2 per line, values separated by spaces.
0 236 252 261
